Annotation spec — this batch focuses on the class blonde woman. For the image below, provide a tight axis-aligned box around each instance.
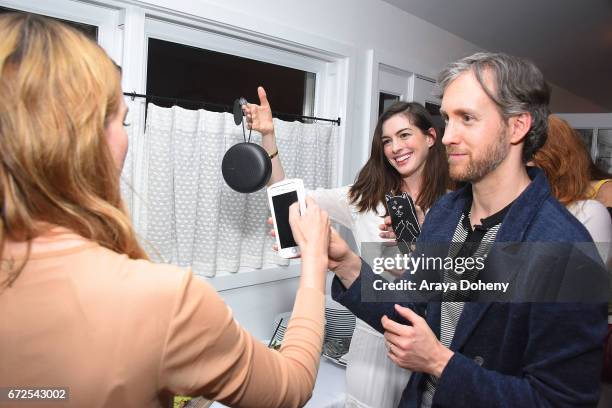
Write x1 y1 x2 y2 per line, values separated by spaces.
0 13 330 408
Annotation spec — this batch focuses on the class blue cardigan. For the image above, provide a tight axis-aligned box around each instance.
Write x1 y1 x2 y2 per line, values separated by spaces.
332 168 609 407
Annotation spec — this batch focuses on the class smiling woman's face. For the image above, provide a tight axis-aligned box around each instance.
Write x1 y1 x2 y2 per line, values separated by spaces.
381 113 435 179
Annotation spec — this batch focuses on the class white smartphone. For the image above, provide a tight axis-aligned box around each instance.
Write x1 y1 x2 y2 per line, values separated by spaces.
267 178 306 258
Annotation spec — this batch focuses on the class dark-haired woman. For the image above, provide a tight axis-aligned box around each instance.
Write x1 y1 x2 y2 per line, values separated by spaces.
245 88 451 408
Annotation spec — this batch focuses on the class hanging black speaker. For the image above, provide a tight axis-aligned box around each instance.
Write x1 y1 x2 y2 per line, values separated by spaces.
222 98 272 193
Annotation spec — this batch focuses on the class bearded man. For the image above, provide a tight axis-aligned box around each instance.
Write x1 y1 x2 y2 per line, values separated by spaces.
328 52 609 408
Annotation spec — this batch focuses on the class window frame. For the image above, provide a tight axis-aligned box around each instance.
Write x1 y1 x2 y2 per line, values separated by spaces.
142 18 328 118
131 14 350 289
0 0 122 62
119 6 352 191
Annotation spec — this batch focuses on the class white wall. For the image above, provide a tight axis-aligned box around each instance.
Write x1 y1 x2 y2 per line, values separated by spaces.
556 113 612 129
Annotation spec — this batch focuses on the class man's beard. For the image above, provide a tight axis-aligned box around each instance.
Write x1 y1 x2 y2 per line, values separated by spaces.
447 128 510 183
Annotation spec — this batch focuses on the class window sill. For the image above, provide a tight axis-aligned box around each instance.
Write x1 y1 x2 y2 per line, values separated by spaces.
204 261 302 292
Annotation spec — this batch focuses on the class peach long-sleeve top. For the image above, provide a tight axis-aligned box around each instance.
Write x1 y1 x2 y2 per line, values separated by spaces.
0 228 324 407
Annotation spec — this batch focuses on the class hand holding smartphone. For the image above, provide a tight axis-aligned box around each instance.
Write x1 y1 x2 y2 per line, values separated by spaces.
267 179 306 258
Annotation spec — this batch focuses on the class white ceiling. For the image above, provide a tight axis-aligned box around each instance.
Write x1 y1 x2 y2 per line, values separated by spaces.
382 0 612 112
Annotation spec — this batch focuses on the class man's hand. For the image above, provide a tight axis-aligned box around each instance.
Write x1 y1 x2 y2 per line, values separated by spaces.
269 203 361 288
327 227 361 289
243 86 274 136
382 304 454 378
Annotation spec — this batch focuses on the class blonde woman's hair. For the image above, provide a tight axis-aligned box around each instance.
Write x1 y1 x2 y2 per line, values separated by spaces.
0 13 147 287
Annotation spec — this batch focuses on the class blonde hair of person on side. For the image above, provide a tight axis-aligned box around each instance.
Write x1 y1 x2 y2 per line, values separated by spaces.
0 13 330 408
0 12 145 285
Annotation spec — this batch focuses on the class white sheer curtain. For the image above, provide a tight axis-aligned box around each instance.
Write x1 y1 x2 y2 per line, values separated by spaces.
121 102 337 277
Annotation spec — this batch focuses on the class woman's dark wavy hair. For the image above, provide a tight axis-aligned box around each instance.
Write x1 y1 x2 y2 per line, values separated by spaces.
348 102 450 213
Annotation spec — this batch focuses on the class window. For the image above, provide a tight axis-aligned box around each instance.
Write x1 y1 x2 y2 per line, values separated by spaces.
0 0 120 62
596 129 612 173
378 92 400 117
146 38 315 117
118 18 344 285
0 5 98 40
575 128 594 150
141 17 338 126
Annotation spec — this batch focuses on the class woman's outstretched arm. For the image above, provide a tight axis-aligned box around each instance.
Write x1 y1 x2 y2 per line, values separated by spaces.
243 86 286 185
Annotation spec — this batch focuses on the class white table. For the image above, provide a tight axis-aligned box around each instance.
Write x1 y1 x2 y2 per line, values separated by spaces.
210 356 346 408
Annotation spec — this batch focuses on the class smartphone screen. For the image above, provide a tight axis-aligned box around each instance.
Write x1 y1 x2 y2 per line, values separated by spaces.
272 191 298 248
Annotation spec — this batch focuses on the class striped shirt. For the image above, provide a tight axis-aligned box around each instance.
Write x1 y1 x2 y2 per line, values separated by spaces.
420 200 511 408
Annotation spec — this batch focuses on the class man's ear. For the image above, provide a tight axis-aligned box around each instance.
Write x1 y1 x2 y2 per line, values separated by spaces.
509 112 532 145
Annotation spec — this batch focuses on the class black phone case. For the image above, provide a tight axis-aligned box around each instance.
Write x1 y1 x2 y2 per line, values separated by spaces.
385 192 421 253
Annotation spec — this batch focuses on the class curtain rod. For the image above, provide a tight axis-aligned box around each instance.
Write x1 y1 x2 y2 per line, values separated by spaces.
123 92 341 126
